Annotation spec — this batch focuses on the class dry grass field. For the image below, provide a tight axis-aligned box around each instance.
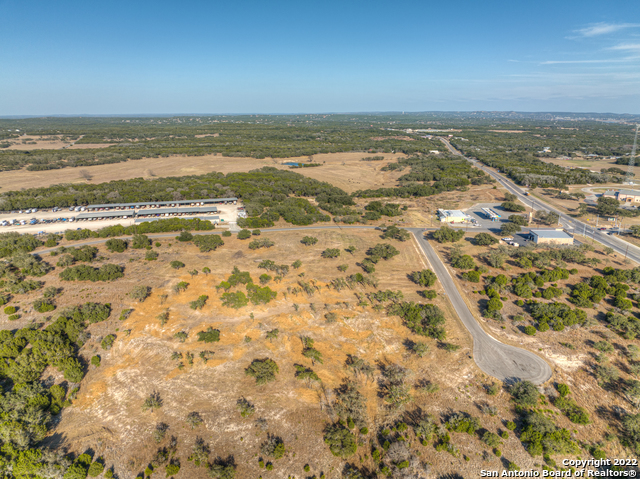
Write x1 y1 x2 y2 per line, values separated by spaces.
3 135 76 150
4 226 637 477
12 229 484 478
540 156 640 180
0 152 406 193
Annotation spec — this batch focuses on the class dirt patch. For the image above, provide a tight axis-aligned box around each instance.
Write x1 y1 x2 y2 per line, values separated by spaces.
194 133 220 138
370 136 415 141
66 143 113 149
3 135 73 150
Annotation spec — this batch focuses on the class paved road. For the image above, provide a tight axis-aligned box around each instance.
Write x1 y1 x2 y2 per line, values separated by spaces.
34 224 553 383
408 228 552 384
439 137 640 264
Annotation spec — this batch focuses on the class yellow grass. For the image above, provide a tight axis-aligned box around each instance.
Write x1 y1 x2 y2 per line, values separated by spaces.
0 152 407 193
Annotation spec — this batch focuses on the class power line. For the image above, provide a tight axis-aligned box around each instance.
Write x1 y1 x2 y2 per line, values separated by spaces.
625 124 639 185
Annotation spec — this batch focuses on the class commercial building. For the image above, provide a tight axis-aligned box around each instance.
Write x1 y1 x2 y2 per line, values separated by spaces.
616 190 640 203
602 190 640 203
437 209 471 224
529 229 574 245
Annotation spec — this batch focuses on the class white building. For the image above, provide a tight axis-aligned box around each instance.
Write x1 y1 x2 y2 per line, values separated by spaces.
437 209 471 224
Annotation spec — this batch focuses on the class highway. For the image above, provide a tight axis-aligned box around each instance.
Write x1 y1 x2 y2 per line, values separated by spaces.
438 137 640 265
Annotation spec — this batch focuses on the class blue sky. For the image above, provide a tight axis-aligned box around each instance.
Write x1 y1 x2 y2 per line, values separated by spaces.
1 0 639 115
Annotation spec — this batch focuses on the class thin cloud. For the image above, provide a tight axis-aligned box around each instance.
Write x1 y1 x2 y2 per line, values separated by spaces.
574 22 640 37
608 43 640 52
540 58 632 65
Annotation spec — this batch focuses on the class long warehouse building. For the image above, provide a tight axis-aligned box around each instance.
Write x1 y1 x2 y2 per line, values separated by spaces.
76 206 219 220
86 198 237 211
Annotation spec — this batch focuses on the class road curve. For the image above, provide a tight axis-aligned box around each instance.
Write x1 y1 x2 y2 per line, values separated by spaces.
408 228 552 385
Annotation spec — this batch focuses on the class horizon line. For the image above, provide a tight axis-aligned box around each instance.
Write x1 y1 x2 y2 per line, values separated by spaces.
1 110 640 119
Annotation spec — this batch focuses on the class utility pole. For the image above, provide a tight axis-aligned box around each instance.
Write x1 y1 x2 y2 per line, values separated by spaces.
624 124 639 185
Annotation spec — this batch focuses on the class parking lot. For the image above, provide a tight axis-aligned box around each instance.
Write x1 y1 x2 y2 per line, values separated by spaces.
458 203 535 247
463 203 528 231
0 202 240 235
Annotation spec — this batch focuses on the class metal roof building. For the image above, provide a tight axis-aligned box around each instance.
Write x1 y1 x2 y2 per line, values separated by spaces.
76 211 134 219
86 198 237 210
135 206 218 217
530 229 574 245
135 216 220 224
76 206 219 220
437 209 471 223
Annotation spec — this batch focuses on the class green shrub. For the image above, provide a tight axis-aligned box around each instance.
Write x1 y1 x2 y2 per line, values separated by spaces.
321 248 340 258
261 436 286 459
131 234 151 249
130 285 151 302
4 306 16 314
176 231 193 242
8 314 20 321
557 383 570 397
409 269 437 287
301 236 318 245
323 423 357 458
474 233 499 246
190 295 209 310
170 260 185 269
197 327 220 343
105 238 128 253
91 355 101 367
237 229 251 240
101 334 116 350
462 270 481 282
524 326 537 336
87 461 104 477
193 234 224 252
248 238 275 249
145 250 159 261
221 291 249 309
222 230 232 237
245 358 279 384
432 226 465 243
33 298 55 313
510 381 539 407
60 264 124 282
501 201 525 212
165 462 180 476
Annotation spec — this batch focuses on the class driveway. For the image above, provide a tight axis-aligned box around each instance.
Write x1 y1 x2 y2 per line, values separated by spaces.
408 228 552 385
